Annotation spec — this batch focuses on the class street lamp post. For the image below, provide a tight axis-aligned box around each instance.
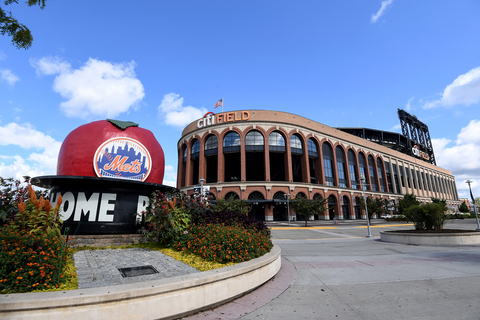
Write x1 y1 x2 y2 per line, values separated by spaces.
285 193 291 225
360 177 373 238
465 180 480 231
199 178 205 203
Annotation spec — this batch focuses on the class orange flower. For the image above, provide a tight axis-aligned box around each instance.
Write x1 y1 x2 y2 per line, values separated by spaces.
17 201 27 214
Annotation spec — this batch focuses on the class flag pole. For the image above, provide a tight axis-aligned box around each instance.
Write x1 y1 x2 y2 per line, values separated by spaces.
222 97 224 113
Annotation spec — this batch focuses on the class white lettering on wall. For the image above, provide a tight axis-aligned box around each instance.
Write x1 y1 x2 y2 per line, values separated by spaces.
136 195 150 222
74 192 100 222
98 193 117 222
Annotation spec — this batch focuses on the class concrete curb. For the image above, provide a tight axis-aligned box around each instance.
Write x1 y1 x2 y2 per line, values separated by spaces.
0 245 281 320
380 231 480 245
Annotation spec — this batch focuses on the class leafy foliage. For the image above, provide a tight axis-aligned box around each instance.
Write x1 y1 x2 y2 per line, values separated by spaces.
405 202 449 230
174 223 272 264
291 195 327 226
139 190 195 246
10 185 63 236
0 228 70 293
0 0 46 49
0 176 47 223
459 201 470 213
359 196 386 219
192 210 270 236
211 197 249 215
398 193 420 219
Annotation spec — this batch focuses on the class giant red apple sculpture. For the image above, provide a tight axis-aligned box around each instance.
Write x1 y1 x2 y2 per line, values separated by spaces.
57 119 165 184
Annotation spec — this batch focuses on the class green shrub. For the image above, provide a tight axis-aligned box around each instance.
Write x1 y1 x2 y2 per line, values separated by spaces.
406 203 448 230
140 191 198 245
173 223 273 264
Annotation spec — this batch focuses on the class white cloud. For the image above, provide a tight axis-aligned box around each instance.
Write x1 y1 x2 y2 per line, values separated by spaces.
0 69 19 86
158 93 207 127
423 67 480 109
432 120 480 198
0 51 6 61
405 96 414 112
371 0 394 23
390 124 401 132
0 122 61 180
162 164 177 187
31 57 145 119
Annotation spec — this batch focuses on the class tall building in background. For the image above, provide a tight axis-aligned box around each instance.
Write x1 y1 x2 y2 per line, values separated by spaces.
177 110 460 221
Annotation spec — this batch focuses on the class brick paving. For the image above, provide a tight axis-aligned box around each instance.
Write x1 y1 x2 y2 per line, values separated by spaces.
73 248 199 289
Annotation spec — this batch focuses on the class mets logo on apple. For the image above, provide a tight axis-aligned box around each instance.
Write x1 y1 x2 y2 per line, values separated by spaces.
93 137 152 182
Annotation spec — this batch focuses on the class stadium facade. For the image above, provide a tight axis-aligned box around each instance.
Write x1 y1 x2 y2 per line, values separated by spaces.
177 110 460 221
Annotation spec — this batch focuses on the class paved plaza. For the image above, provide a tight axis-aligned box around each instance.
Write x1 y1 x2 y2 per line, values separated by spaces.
74 247 199 288
187 219 480 320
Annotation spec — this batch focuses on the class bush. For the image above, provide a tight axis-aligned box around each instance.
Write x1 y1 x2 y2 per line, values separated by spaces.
192 210 270 236
173 223 273 264
0 176 48 224
211 197 249 215
406 203 448 230
140 191 193 245
0 185 68 293
0 228 69 293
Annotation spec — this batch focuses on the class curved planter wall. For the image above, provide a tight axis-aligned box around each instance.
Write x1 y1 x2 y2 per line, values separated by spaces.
380 231 480 246
0 245 281 320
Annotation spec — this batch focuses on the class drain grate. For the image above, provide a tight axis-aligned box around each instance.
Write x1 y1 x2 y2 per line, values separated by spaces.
118 265 159 278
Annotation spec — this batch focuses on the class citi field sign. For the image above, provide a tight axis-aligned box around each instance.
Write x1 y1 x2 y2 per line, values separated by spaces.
197 111 250 128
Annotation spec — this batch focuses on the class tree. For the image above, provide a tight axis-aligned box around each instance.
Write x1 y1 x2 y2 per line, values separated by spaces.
359 196 386 220
212 197 249 215
1 0 46 50
291 195 327 227
459 201 470 213
397 193 420 217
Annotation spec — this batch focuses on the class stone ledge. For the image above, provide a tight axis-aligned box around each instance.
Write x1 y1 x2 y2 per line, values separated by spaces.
65 234 153 247
0 245 281 320
380 231 480 246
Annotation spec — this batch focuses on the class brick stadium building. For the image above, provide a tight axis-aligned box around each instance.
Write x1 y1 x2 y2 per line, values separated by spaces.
177 110 460 221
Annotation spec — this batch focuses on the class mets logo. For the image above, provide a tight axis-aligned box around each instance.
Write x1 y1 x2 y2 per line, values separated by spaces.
93 137 152 182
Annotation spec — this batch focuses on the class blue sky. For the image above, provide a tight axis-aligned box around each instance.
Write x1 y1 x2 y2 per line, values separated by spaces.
1 0 480 199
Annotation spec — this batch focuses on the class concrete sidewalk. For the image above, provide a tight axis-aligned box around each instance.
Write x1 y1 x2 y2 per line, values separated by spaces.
187 219 480 320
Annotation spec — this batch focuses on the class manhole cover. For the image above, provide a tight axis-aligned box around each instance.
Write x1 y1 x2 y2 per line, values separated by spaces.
118 265 159 278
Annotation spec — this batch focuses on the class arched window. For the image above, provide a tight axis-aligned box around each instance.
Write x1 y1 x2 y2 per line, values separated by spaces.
269 132 286 151
308 139 318 157
191 139 200 185
335 146 347 188
290 134 303 154
223 132 241 182
246 130 265 181
248 191 265 200
291 134 304 182
308 138 320 184
223 132 240 151
368 155 377 191
225 191 239 200
347 150 357 189
183 147 187 162
295 192 307 199
358 153 368 190
204 135 218 155
377 158 386 192
322 143 335 186
269 131 286 181
245 130 264 148
205 135 218 183
191 139 200 158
